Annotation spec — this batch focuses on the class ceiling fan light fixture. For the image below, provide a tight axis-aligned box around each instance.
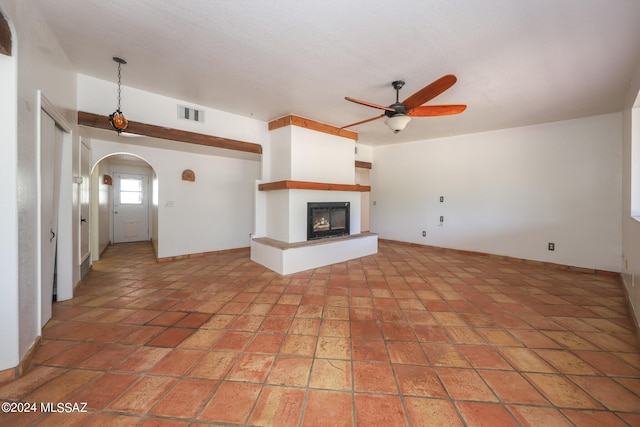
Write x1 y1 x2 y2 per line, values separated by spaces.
341 75 466 132
385 114 411 133
109 56 128 134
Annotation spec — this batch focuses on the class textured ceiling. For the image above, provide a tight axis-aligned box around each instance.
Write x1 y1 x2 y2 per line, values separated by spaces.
33 0 640 146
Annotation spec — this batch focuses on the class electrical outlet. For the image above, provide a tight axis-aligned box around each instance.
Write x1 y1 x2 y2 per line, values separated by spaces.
422 231 426 237
440 216 444 223
165 201 174 207
548 242 555 251
440 196 444 202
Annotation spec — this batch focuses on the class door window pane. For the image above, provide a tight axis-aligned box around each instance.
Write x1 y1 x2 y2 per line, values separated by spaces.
120 178 143 205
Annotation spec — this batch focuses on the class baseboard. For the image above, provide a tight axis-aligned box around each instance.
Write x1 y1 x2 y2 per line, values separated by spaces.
620 274 640 345
378 239 618 276
151 239 158 259
156 246 249 263
99 241 111 258
0 336 41 384
80 255 91 279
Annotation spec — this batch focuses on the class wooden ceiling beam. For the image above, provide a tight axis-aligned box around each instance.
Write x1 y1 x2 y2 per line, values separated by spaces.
78 111 262 154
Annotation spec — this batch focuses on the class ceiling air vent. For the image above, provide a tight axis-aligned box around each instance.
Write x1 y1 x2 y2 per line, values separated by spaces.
177 105 205 123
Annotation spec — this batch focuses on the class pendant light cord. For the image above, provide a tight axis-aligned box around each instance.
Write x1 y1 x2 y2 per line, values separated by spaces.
116 61 122 112
109 57 128 133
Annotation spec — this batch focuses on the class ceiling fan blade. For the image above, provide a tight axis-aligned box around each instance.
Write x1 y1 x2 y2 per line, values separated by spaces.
341 114 385 129
402 74 458 110
345 97 396 112
408 104 467 117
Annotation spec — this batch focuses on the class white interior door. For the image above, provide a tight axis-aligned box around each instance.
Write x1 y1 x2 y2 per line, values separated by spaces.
113 173 150 243
79 142 91 262
40 110 63 327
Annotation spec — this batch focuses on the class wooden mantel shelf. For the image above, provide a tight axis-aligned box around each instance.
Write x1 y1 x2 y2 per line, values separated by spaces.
259 180 370 192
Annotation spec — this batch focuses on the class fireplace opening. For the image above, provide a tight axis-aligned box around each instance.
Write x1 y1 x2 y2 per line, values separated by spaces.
307 202 350 240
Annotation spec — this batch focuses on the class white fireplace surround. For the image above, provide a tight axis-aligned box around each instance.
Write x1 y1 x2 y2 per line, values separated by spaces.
250 118 378 274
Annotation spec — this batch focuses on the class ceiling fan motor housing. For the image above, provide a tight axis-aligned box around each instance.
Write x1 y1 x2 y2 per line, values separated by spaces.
386 102 408 117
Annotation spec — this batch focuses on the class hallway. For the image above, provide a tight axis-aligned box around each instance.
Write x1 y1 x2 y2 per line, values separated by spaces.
1 241 640 425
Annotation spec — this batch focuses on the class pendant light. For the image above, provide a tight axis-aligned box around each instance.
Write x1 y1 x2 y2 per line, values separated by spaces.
109 57 128 133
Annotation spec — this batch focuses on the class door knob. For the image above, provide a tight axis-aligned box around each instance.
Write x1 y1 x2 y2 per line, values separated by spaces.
81 217 87 223
49 229 55 242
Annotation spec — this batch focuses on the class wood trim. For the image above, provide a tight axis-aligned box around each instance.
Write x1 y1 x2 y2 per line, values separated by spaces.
78 111 262 154
41 93 72 133
0 12 11 57
259 180 370 192
253 232 377 250
355 161 372 169
379 239 621 276
268 116 294 131
17 336 41 377
620 274 640 346
268 115 358 141
0 336 42 383
156 247 248 263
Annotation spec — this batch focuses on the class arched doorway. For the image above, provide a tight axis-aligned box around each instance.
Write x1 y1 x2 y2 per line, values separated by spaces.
91 153 157 261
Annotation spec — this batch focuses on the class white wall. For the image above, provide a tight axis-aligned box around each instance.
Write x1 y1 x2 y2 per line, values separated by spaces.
1 0 78 371
290 127 355 184
371 113 622 272
267 126 356 183
0 4 19 372
264 190 291 242
153 148 259 257
90 158 113 260
268 127 293 182
622 57 640 327
355 143 373 163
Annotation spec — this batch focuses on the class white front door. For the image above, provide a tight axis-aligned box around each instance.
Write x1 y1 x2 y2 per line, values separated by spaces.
40 110 63 327
113 173 150 243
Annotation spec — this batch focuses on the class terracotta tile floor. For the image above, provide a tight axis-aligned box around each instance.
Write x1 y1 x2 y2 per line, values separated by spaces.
2 240 640 426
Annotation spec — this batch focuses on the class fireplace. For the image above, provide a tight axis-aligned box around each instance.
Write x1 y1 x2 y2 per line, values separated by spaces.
307 202 350 240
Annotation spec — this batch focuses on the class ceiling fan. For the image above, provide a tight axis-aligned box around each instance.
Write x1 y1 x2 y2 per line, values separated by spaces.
341 74 466 133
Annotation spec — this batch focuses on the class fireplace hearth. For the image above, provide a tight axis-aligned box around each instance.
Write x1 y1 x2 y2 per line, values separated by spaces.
307 202 350 240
